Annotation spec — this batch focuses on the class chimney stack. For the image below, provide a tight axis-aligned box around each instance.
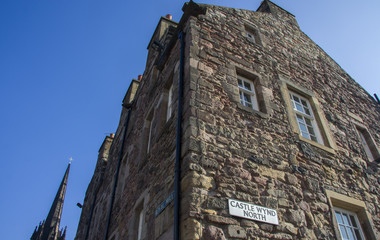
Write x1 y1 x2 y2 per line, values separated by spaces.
166 14 172 20
138 75 143 81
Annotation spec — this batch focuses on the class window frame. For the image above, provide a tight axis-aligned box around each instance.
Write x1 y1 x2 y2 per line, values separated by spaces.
279 77 336 153
237 75 259 111
289 91 324 144
334 207 366 240
244 24 262 46
355 125 379 162
166 83 173 121
141 109 154 158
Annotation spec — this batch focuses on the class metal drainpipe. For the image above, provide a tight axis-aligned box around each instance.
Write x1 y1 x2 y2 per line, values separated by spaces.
374 93 380 104
174 30 185 240
103 104 133 240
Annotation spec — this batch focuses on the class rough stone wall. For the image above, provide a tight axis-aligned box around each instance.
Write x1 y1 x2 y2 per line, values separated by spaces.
181 2 380 240
75 14 190 239
75 136 113 240
75 2 380 240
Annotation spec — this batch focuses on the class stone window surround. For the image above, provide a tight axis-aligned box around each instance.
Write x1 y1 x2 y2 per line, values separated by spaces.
325 190 379 240
279 76 336 154
232 67 270 118
289 91 324 144
244 23 263 46
353 122 380 162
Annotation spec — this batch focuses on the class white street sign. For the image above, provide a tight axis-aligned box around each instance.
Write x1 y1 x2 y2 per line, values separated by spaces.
228 199 279 225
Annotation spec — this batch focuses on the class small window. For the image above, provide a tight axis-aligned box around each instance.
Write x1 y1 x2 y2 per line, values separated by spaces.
133 202 145 240
334 208 366 240
144 110 154 155
246 29 257 43
326 190 378 240
289 91 323 144
137 208 144 240
147 119 153 153
245 26 260 45
355 126 379 161
238 76 259 111
166 84 173 121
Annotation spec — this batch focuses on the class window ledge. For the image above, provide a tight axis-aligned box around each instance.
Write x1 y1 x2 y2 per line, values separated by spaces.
298 135 335 155
237 103 268 119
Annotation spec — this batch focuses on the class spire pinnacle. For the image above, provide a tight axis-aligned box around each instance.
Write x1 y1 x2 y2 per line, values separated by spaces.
32 163 70 240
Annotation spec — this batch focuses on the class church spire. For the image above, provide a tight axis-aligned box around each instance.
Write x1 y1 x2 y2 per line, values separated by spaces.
31 163 70 240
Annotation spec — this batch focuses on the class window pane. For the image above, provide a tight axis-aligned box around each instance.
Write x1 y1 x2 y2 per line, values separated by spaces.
244 81 251 91
238 79 242 87
246 31 256 43
347 228 356 240
243 93 251 103
307 126 315 135
358 129 375 161
293 95 300 103
296 114 305 123
340 226 349 239
137 210 144 240
301 132 310 139
305 118 312 126
349 215 358 228
299 123 308 133
310 135 317 142
354 229 362 240
335 211 343 224
304 107 311 116
295 102 303 112
301 99 308 107
342 213 350 225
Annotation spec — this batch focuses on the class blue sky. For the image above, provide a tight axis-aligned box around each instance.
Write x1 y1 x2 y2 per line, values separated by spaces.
0 1 379 239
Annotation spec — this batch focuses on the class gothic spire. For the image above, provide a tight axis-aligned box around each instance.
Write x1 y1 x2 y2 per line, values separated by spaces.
31 163 70 240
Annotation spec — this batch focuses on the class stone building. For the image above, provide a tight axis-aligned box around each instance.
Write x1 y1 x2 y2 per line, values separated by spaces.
75 1 380 239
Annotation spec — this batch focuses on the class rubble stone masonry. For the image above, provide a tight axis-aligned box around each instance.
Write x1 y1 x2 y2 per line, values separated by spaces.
75 1 380 240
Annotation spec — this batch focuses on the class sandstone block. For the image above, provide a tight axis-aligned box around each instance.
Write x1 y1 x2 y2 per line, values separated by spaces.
206 215 239 225
203 225 226 240
181 218 202 240
227 225 246 238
